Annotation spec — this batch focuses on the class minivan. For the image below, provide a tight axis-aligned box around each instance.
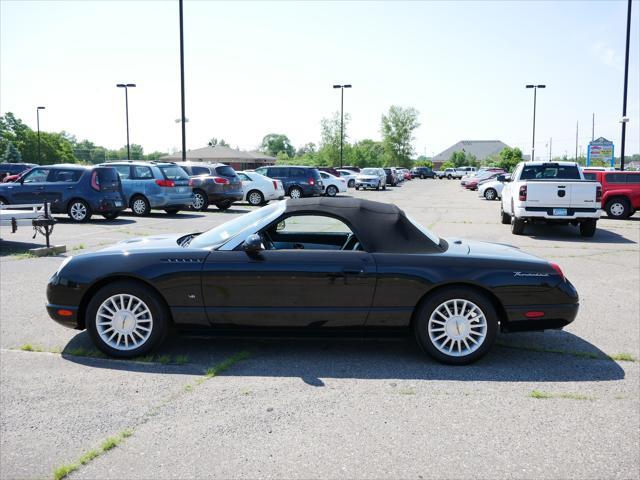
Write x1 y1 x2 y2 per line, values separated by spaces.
255 166 323 198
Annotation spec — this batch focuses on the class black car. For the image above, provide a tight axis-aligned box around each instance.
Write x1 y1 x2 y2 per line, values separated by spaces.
0 164 125 221
384 167 398 186
47 197 579 364
0 162 37 181
255 166 323 198
411 167 436 179
179 162 243 211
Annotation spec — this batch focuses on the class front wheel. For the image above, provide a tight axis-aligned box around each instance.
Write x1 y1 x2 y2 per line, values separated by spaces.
414 288 498 365
355 186 360 190
511 217 525 235
580 219 597 237
348 179 355 188
68 199 92 223
447 175 452 179
85 280 169 358
289 187 302 199
192 190 209 211
500 206 511 224
130 196 150 216
326 185 338 197
484 188 497 201
0 197 8 206
247 190 265 206
375 182 380 191
605 198 630 219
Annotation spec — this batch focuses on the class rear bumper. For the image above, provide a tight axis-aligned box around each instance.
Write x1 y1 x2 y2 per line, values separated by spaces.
503 303 579 332
148 192 195 208
516 206 602 220
206 191 244 203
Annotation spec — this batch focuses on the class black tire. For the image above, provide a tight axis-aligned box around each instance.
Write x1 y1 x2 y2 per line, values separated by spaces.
414 287 498 365
500 206 511 224
355 186 360 190
0 197 8 206
580 219 597 237
484 188 498 201
605 198 630 219
164 208 180 215
192 189 209 211
67 199 92 223
247 190 265 206
215 200 232 211
348 179 355 188
130 195 150 216
375 182 380 191
85 280 169 358
420 174 425 179
289 187 303 199
102 212 120 220
382 184 387 190
447 175 452 180
326 185 338 197
511 217 525 235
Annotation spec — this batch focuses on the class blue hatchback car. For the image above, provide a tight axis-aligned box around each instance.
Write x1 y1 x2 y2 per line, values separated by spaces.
0 164 125 222
100 161 194 216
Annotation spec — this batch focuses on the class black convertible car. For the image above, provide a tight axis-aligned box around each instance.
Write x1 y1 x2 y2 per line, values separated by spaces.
47 197 579 364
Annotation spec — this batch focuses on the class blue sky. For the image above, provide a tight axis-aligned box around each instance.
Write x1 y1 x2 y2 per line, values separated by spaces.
1 0 638 158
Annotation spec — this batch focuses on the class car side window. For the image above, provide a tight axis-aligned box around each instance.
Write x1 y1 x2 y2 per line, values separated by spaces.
113 165 131 179
626 173 640 184
290 168 304 177
132 166 153 179
255 167 267 175
22 168 50 183
264 214 362 251
49 169 83 183
237 172 251 181
191 166 210 175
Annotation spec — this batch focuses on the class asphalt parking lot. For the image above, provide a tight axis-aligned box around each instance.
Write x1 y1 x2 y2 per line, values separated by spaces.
1 179 638 479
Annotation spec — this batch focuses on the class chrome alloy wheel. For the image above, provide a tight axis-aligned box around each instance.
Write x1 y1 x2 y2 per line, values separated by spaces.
290 188 301 199
193 192 205 209
248 191 263 205
132 199 147 215
70 202 87 221
427 299 487 357
610 202 625 217
96 294 153 351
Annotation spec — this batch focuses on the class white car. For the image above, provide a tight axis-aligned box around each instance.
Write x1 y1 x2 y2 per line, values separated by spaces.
237 170 285 206
336 169 357 188
478 174 510 200
319 171 348 196
355 168 387 190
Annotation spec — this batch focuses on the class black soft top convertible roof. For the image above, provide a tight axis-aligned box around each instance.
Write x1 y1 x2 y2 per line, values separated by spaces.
283 197 441 253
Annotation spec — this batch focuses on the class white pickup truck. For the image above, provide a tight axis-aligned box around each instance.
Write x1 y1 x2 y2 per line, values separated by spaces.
500 161 602 237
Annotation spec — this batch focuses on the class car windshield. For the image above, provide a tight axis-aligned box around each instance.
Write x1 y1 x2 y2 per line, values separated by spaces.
521 164 581 180
361 168 377 175
189 202 285 249
405 215 441 245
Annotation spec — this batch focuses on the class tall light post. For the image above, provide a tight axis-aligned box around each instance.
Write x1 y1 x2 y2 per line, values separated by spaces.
116 83 136 160
36 106 45 163
619 0 632 171
333 84 352 168
525 84 545 161
179 0 187 162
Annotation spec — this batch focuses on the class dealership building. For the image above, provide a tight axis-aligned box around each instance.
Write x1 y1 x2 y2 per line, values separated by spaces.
162 146 276 170
432 140 511 169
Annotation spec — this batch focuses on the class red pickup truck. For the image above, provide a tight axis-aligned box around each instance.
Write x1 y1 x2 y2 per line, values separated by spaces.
583 170 640 219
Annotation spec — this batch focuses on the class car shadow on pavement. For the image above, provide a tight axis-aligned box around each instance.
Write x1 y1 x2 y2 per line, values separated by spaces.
526 224 635 244
119 211 207 219
61 329 625 383
55 217 137 225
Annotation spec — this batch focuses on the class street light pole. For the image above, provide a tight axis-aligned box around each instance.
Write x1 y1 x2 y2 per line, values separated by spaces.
525 84 545 161
116 83 136 160
620 0 632 171
36 106 45 163
179 0 187 162
333 84 352 168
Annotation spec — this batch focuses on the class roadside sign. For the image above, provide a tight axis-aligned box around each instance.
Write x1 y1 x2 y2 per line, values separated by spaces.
587 137 614 167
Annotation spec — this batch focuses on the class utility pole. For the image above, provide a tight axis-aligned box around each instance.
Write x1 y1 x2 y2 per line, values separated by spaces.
179 0 187 162
592 113 595 141
620 0 632 171
575 121 579 162
549 137 552 160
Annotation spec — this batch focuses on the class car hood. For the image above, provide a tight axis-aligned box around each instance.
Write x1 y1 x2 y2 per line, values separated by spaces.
357 175 379 180
98 234 186 252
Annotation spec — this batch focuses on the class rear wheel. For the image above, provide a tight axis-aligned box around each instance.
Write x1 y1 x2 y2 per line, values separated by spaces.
580 219 597 237
484 188 497 201
0 197 8 206
375 182 380 191
447 174 452 179
420 174 425 179
511 217 525 235
500 206 511 224
130 196 150 216
215 200 232 211
348 179 355 188
414 287 498 365
192 189 209 211
68 199 92 223
289 187 302 199
326 185 338 197
247 190 264 206
605 198 630 219
86 280 168 358
355 185 360 190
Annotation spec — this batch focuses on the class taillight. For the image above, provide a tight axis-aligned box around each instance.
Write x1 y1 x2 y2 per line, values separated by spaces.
518 185 527 201
272 180 278 190
549 262 565 281
308 178 315 186
155 179 175 187
188 178 195 187
596 185 602 202
90 171 100 191
213 177 229 185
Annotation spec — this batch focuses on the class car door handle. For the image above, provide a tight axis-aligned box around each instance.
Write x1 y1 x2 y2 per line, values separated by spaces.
342 268 363 275
66 186 74 190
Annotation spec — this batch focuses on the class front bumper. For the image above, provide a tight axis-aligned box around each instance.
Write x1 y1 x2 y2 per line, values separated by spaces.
46 303 81 329
355 179 380 188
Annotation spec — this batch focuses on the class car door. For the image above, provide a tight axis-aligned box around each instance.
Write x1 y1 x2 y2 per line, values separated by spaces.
10 167 50 204
43 168 84 209
201 214 377 328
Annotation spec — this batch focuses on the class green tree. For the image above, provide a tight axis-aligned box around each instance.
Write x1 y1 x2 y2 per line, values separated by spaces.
381 106 420 167
296 143 316 157
320 111 350 166
414 159 434 168
348 139 385 167
497 147 523 172
261 133 294 158
3 141 22 162
208 138 229 147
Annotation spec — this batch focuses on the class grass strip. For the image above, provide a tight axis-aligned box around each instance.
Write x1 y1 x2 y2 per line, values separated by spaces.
496 342 637 362
52 429 133 480
530 390 594 401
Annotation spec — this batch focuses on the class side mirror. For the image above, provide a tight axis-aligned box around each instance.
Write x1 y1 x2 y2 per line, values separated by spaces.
242 234 264 254
276 220 286 231
497 175 505 182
